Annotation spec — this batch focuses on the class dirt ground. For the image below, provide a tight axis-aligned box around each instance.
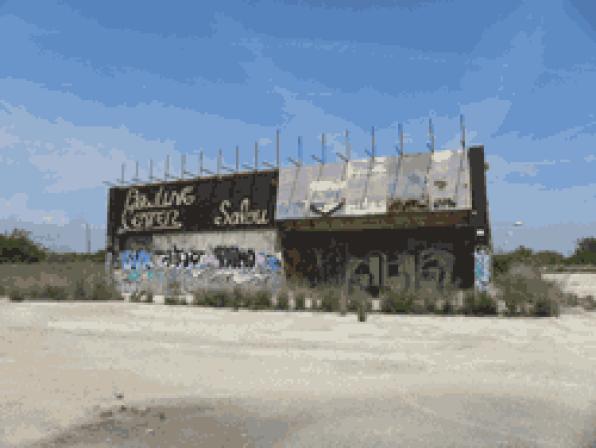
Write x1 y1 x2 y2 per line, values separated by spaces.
1 300 595 447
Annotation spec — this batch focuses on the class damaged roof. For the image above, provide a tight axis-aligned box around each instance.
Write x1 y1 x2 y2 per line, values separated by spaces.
276 148 471 220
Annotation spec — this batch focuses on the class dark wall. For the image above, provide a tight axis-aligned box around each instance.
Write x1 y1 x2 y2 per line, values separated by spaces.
468 146 490 246
280 227 475 289
107 171 278 249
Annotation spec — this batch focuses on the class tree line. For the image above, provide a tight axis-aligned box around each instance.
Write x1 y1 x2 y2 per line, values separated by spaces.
0 229 105 263
493 237 596 276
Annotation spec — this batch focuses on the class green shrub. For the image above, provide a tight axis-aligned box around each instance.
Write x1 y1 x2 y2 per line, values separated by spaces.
192 289 207 306
130 290 143 303
232 287 242 311
203 289 228 308
246 288 271 310
43 284 68 300
320 286 341 312
276 289 289 310
475 292 497 315
0 229 47 263
72 278 87 300
441 297 456 314
8 288 24 302
144 290 154 303
164 296 184 305
347 289 369 321
294 290 305 311
88 277 120 300
356 297 368 322
533 295 559 317
382 289 415 314
461 290 497 316
495 263 563 317
582 295 596 311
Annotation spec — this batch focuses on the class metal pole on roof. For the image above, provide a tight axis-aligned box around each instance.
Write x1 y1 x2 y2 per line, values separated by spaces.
149 159 154 181
345 129 351 161
289 137 302 167
217 148 222 175
428 118 435 153
180 154 185 179
235 145 240 172
199 150 214 176
254 141 259 171
460 114 466 150
165 154 170 179
371 126 376 161
133 161 139 183
455 114 467 208
276 129 280 168
391 123 404 199
120 163 125 184
398 123 404 155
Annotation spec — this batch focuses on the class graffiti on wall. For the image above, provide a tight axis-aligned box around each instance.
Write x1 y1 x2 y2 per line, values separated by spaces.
116 245 282 292
474 247 491 292
214 198 269 227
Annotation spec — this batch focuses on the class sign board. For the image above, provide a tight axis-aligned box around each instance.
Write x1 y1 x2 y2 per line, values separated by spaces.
107 171 277 243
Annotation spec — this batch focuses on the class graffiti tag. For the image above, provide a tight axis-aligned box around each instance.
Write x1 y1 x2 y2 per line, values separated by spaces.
120 186 195 232
214 198 268 226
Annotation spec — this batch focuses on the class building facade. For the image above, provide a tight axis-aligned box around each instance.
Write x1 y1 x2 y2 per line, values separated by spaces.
106 145 490 295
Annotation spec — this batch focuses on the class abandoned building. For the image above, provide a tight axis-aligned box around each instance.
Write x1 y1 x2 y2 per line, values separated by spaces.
106 143 490 296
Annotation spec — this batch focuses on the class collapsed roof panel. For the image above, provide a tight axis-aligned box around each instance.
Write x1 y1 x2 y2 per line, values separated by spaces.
275 148 472 220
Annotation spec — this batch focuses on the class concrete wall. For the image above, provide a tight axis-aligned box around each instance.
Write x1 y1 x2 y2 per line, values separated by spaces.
152 229 279 254
542 272 596 298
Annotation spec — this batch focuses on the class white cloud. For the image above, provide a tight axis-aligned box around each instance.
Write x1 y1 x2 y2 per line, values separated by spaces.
0 101 178 192
0 126 20 149
0 193 68 225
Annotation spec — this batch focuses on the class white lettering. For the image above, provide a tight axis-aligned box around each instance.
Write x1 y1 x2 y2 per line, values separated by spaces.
214 198 268 227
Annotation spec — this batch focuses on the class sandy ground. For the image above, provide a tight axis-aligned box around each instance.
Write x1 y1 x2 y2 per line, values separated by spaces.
1 300 595 448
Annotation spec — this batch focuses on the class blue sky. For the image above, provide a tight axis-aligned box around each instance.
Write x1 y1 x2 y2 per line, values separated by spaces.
0 0 595 253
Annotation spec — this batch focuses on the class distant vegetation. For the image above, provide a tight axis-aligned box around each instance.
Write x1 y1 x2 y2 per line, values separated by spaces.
493 237 596 276
0 228 106 264
1 228 594 316
0 228 117 301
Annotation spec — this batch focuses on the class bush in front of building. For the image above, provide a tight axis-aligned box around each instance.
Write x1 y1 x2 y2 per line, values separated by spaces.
382 288 416 314
204 288 231 308
164 296 185 305
245 288 272 310
275 288 289 310
319 285 341 312
8 288 25 302
495 263 561 317
231 286 242 311
192 288 207 306
87 275 121 301
460 290 497 316
293 290 306 310
353 290 368 322
129 290 142 303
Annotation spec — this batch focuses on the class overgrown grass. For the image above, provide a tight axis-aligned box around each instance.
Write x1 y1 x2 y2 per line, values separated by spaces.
495 263 562 317
294 290 306 311
275 288 289 310
0 261 120 301
191 286 273 310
